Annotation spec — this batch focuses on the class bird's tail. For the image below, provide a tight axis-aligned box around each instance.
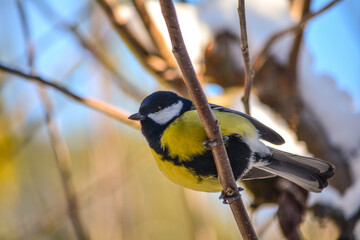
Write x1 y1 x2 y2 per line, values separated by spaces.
258 148 335 192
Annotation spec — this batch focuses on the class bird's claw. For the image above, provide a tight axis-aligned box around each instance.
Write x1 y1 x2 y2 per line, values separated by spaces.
219 187 244 204
202 135 230 150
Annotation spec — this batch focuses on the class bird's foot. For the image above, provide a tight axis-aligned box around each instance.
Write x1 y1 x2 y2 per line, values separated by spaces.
202 135 230 150
219 187 243 204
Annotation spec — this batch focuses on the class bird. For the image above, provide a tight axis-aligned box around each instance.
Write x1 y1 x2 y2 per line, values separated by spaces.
129 91 334 193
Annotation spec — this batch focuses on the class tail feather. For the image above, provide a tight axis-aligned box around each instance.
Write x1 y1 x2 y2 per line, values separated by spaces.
258 148 335 192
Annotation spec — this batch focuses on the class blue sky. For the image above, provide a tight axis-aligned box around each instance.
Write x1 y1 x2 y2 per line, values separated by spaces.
305 0 360 110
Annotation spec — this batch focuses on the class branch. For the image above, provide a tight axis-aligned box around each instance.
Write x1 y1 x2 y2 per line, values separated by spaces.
237 0 254 115
16 2 90 239
131 0 177 68
0 63 140 130
252 0 342 72
159 1 257 239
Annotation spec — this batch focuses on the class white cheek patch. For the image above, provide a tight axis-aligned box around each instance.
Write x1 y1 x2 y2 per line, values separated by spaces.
148 101 183 125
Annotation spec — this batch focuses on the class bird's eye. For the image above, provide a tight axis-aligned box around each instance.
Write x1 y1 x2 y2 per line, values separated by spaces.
157 106 162 110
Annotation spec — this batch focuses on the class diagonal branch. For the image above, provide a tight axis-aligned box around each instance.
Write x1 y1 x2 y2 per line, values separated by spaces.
159 1 257 239
238 0 254 115
0 63 140 130
95 0 150 59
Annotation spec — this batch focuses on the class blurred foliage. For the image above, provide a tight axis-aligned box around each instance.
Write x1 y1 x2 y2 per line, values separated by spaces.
0 102 18 224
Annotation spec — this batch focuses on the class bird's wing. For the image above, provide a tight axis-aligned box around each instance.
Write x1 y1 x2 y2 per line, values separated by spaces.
210 104 285 145
241 168 276 180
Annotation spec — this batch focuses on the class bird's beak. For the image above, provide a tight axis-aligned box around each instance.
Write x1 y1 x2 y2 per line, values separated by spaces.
128 112 145 121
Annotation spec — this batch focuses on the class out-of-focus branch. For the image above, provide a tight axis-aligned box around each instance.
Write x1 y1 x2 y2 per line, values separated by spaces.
41 94 90 240
311 203 360 240
95 0 150 58
16 2 90 239
11 59 84 157
159 1 257 239
287 0 311 79
252 0 342 72
30 0 146 101
338 206 360 240
95 0 187 95
16 1 34 67
0 63 140 130
237 0 253 115
68 25 147 100
131 0 176 68
43 98 90 240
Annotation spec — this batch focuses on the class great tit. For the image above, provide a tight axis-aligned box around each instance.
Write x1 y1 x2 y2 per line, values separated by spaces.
129 91 334 193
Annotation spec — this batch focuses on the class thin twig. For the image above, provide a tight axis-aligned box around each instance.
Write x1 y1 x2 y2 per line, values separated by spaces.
159 1 257 239
252 0 341 72
131 0 177 68
237 0 254 115
0 63 140 130
16 2 90 239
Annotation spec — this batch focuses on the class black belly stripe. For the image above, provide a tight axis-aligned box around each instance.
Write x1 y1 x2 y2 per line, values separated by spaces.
156 134 251 181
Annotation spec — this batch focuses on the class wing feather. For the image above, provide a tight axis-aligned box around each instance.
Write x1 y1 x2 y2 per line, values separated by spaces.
210 104 285 145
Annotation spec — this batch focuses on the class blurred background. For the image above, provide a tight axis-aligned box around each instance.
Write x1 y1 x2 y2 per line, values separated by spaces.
0 0 359 239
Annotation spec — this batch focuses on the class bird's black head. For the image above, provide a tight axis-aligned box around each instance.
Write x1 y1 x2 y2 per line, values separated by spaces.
129 91 192 150
129 91 191 124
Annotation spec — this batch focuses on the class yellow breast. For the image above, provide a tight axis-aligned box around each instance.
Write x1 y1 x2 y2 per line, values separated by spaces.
154 109 257 192
151 149 222 192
